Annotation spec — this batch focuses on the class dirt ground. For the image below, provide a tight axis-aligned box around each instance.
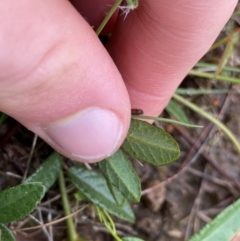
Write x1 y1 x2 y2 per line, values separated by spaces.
1 5 240 241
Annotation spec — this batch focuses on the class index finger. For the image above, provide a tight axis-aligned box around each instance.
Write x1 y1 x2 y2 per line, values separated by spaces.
107 0 238 116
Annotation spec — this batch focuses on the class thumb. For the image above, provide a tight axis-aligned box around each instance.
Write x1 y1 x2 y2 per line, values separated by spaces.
0 0 131 163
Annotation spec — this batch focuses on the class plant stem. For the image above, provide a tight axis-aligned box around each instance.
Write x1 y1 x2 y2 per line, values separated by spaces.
59 169 78 241
131 115 203 128
96 0 123 36
210 35 228 51
194 62 240 73
188 70 240 84
173 93 240 153
175 88 233 95
96 206 122 241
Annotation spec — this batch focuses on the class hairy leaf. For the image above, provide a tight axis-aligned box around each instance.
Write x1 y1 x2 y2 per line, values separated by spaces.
68 166 135 223
0 183 44 223
122 119 180 166
189 198 240 241
99 149 141 202
0 224 15 241
25 152 62 191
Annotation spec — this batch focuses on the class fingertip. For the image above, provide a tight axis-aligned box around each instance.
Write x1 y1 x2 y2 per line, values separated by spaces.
43 107 125 163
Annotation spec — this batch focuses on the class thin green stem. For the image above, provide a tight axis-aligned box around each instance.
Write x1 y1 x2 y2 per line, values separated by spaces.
175 88 233 95
210 36 228 51
132 115 203 128
195 62 240 73
103 209 116 234
59 169 78 241
173 93 240 153
96 0 123 36
96 206 122 241
188 69 240 84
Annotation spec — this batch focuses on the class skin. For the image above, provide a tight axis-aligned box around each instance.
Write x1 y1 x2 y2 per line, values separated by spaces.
0 0 238 162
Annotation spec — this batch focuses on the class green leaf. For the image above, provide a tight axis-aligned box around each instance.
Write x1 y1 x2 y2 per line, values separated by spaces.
122 119 180 166
25 152 62 191
189 198 240 241
0 182 45 223
107 181 126 207
68 166 135 223
0 224 15 241
166 100 189 124
122 238 145 241
0 113 7 124
98 149 141 202
74 191 88 202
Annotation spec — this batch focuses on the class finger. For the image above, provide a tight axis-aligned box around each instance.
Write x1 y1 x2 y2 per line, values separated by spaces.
107 0 238 116
0 0 130 163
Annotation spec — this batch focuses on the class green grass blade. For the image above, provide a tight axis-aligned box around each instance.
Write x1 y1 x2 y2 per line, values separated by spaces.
194 62 240 73
188 70 240 84
173 94 240 153
132 115 202 128
175 88 232 95
189 198 240 241
166 100 190 124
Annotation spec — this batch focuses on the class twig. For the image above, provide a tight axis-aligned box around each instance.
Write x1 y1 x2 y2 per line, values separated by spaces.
12 205 87 232
37 209 52 241
184 165 207 240
185 167 234 189
22 134 38 182
47 205 53 241
40 185 75 206
175 126 240 191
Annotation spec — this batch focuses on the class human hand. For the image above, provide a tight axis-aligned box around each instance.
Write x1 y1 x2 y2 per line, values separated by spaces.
0 0 237 162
